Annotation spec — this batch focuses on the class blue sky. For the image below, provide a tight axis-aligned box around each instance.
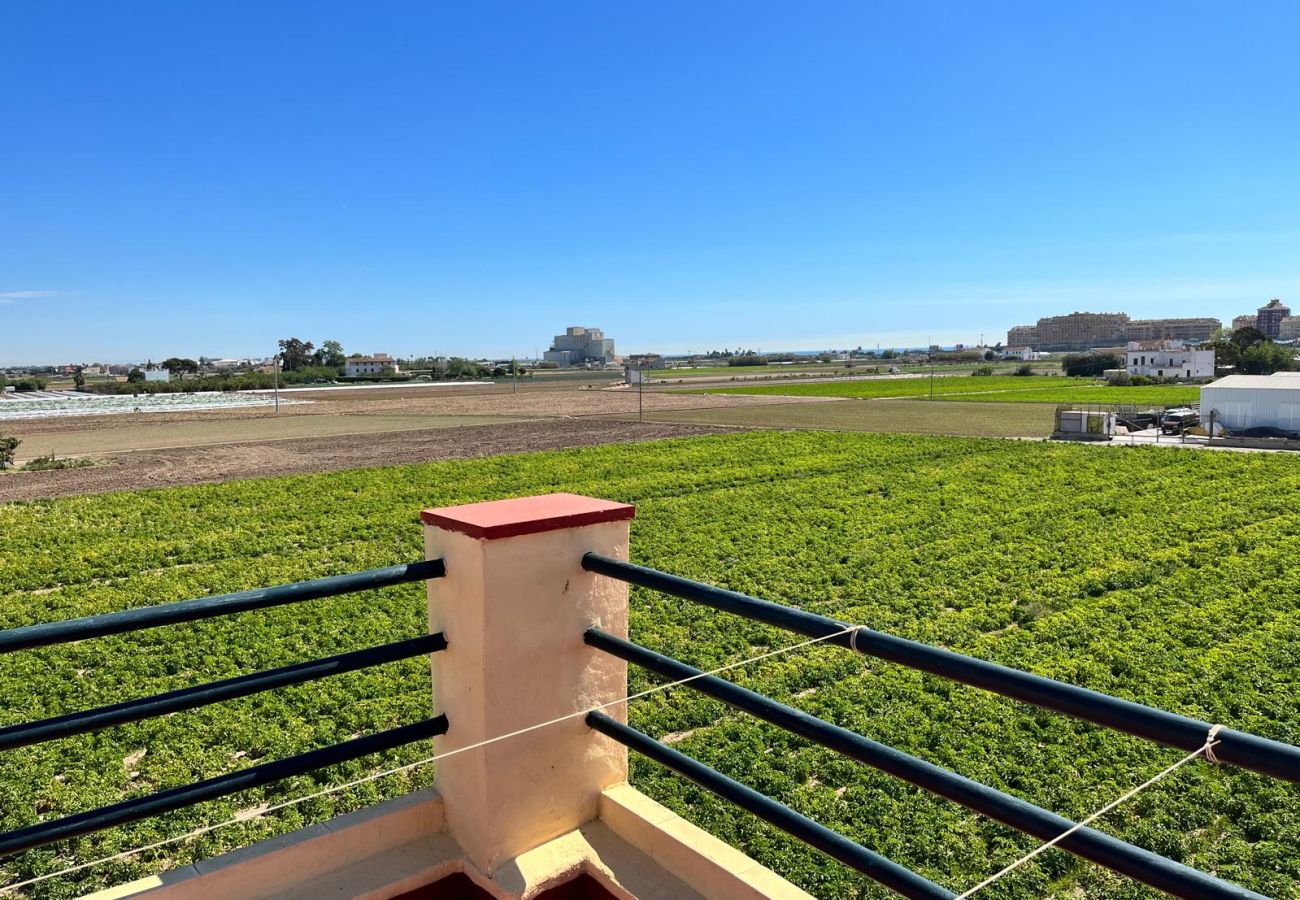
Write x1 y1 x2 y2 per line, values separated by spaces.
3 1 1299 363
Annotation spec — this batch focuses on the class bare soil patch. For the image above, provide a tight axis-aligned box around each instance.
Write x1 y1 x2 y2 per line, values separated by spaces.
5 385 814 437
13 414 527 460
0 419 734 502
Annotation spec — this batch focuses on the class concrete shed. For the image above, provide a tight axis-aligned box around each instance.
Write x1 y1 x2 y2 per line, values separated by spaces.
1200 374 1300 430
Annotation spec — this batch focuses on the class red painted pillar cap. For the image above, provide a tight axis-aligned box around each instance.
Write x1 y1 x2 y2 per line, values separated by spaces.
422 492 635 540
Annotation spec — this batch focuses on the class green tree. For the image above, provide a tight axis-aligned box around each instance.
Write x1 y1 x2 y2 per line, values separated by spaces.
314 340 346 370
1061 352 1121 377
446 357 486 378
160 357 199 376
1208 327 1279 371
277 338 315 372
73 367 86 388
1231 326 1269 350
126 368 145 383
1240 341 1297 375
0 435 20 470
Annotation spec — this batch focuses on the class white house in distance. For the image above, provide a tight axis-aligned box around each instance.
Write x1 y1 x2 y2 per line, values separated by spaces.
1125 341 1214 380
1001 347 1050 361
1201 373 1300 430
345 353 401 377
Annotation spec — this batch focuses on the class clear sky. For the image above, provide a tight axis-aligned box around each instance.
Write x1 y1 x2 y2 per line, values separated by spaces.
3 1 1299 364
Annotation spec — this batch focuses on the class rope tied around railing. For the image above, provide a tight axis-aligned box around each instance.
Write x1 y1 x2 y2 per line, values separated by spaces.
1205 722 1225 764
954 723 1230 899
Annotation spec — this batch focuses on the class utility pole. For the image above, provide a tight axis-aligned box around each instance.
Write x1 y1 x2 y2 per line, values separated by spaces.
512 357 518 394
273 353 280 414
928 336 934 401
638 368 644 423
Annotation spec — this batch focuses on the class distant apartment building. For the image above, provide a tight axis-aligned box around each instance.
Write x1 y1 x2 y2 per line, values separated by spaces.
345 353 400 376
1006 312 1221 350
1005 312 1127 350
543 326 616 366
1006 325 1040 347
1125 341 1215 380
1255 298 1291 338
1278 317 1300 341
1124 317 1220 343
1038 312 1129 348
1232 314 1258 332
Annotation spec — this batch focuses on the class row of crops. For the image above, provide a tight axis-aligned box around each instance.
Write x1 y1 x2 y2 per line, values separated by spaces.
0 391 306 421
0 431 1297 897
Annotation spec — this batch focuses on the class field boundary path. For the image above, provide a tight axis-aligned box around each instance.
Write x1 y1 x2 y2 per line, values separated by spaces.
0 420 735 502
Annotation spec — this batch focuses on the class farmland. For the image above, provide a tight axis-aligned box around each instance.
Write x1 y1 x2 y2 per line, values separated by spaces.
625 397 1057 438
698 375 1202 406
0 374 1061 503
647 360 1056 383
1 432 1297 898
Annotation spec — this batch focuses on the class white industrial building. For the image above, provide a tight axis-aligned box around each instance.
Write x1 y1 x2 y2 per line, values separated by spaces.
1125 342 1215 380
543 326 616 367
1201 374 1300 430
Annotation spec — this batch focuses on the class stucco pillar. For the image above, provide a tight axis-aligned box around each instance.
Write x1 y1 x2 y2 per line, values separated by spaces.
422 492 634 875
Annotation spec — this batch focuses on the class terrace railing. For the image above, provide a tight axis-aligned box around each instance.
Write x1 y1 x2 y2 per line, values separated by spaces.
582 552 1299 900
0 559 449 858
2 494 1296 900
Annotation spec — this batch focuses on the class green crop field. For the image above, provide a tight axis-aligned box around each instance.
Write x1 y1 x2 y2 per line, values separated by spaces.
651 364 847 378
624 398 1058 438
697 375 1202 406
650 361 1045 381
1 432 1297 898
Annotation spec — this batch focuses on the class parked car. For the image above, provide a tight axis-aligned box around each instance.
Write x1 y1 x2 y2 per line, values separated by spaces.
1160 408 1200 433
1116 411 1157 430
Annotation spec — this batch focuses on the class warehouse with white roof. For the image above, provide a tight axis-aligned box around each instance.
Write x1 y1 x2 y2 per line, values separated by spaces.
1201 374 1300 431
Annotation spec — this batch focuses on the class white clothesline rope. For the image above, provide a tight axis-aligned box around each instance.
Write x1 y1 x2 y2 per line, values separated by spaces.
954 725 1225 899
0 626 855 895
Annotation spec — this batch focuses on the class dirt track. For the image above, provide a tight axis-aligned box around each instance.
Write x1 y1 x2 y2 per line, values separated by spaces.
0 419 734 503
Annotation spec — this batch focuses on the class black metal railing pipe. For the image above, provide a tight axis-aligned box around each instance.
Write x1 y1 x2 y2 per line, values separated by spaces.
0 634 447 753
587 629 1267 900
587 712 954 900
582 553 1300 783
0 559 446 655
0 715 448 858
582 553 851 644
